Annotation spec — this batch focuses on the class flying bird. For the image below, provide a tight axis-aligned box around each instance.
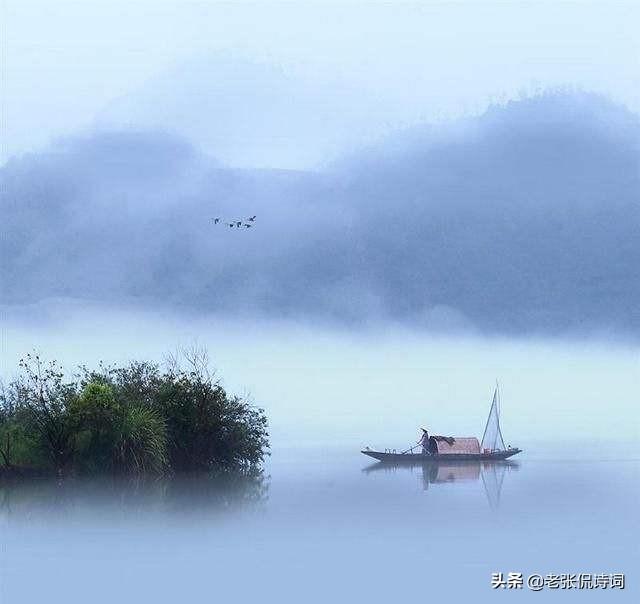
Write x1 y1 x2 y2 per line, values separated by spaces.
212 216 257 230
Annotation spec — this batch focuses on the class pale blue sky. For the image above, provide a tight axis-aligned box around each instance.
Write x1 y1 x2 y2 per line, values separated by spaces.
2 0 638 164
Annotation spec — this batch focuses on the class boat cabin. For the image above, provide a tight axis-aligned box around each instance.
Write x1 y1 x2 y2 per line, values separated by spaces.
429 436 481 455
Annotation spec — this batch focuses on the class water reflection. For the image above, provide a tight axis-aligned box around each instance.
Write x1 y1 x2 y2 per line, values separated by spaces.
0 471 269 523
363 460 519 508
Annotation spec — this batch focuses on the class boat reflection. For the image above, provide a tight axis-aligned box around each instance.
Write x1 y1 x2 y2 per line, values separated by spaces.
363 460 519 509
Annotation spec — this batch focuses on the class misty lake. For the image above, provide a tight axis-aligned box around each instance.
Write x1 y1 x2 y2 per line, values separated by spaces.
1 444 638 603
2 309 639 601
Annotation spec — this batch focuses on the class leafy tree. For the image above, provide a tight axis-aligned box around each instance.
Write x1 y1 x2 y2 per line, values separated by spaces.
153 349 269 471
94 349 270 472
0 418 37 469
0 381 13 467
11 354 77 475
1 381 45 470
70 381 122 472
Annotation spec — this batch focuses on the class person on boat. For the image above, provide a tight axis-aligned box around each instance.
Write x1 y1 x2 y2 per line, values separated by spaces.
419 428 430 455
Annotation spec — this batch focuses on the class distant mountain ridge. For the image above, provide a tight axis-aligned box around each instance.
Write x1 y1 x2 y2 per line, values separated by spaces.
2 91 638 337
95 53 406 170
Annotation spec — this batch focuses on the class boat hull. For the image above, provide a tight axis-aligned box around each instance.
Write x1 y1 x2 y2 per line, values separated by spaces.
361 448 522 462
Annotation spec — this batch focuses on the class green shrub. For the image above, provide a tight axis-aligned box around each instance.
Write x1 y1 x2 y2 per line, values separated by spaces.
154 372 269 471
70 381 122 472
115 406 168 474
0 350 269 477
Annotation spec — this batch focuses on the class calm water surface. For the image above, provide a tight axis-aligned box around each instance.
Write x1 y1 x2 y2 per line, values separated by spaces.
1 444 638 603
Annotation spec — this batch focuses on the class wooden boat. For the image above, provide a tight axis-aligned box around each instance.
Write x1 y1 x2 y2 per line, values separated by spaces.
361 384 522 463
361 448 521 463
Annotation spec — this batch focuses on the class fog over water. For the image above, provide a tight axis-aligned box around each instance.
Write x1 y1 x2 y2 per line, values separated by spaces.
3 299 637 603
2 303 639 448
1 441 639 603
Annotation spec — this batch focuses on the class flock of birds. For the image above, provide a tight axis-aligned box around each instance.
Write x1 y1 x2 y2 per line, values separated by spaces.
212 215 257 229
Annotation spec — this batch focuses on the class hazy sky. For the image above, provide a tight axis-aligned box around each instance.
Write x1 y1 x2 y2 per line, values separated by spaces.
3 91 638 335
2 0 639 163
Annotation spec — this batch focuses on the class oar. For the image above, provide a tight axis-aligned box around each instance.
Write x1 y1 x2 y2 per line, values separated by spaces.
401 444 420 454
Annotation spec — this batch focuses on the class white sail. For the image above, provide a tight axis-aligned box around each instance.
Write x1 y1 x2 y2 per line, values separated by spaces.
480 385 506 452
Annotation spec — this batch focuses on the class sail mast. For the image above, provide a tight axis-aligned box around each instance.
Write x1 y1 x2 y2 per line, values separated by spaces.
495 381 506 451
481 382 506 452
480 387 496 450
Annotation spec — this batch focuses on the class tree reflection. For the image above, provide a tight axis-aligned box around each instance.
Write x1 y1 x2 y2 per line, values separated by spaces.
0 470 269 523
